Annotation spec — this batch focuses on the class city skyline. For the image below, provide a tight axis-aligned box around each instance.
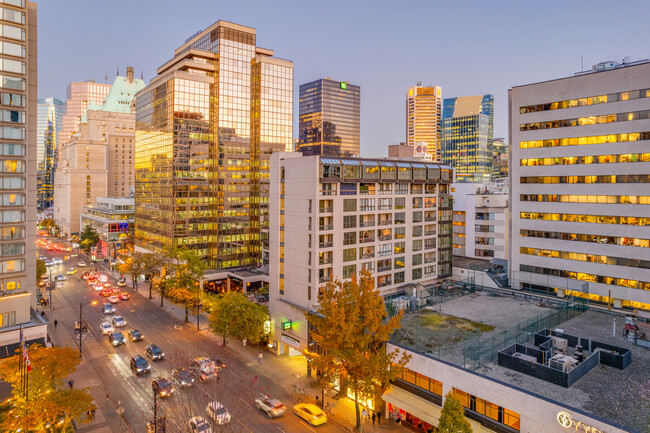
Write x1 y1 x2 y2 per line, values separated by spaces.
37 0 650 157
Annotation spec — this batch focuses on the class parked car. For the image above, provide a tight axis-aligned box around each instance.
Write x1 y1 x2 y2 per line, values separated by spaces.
152 377 174 398
128 329 143 342
130 355 150 375
66 268 77 275
146 344 164 361
255 395 286 418
119 292 130 300
109 331 126 347
293 403 327 426
206 401 231 425
171 368 194 388
99 322 114 335
189 417 212 433
77 260 86 267
112 316 126 328
117 278 127 287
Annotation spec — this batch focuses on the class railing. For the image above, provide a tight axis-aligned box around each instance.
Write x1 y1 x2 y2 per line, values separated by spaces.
359 238 375 244
378 235 392 241
378 220 392 226
424 257 436 264
425 216 437 222
319 258 333 265
377 266 392 273
360 221 375 227
319 242 333 248
377 280 392 288
320 191 336 196
319 276 331 283
360 253 374 259
319 207 333 213
424 230 436 236
319 224 333 230
424 243 436 250
360 207 375 212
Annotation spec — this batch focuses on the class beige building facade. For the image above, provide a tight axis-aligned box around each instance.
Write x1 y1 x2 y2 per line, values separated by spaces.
61 80 110 148
406 85 443 161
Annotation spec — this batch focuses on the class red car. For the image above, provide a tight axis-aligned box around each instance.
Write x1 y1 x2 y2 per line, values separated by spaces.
100 288 113 297
119 292 130 301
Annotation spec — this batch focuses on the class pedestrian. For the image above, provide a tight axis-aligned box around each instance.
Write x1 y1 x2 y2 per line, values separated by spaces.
362 408 368 421
372 412 376 425
53 319 58 329
377 411 382 425
68 379 74 389
315 395 319 407
258 351 263 365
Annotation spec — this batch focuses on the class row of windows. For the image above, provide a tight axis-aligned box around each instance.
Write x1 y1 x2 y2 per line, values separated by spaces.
0 176 23 189
520 264 650 292
0 258 23 273
320 163 451 182
397 367 443 396
520 153 650 167
0 41 24 58
0 209 22 222
521 175 649 184
520 246 650 269
0 242 22 256
520 229 649 248
520 110 650 131
520 131 650 149
520 212 649 226
453 388 521 431
520 194 650 205
519 88 650 113
322 182 443 196
0 23 24 41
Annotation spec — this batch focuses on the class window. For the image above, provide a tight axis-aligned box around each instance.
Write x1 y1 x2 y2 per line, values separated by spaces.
343 264 356 279
0 24 25 41
343 215 356 229
395 227 405 239
394 212 405 224
413 211 422 223
360 183 375 195
378 198 392 210
377 243 391 257
412 254 422 265
411 184 423 194
413 197 423 208
394 256 405 269
412 240 422 252
394 271 405 284
413 225 422 237
395 197 405 209
412 268 422 280
343 232 356 245
340 183 356 195
343 248 356 262
0 41 24 58
360 198 375 211
343 199 357 212
395 184 408 194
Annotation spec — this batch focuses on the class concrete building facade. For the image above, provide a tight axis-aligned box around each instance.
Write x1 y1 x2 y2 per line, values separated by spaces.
268 153 453 356
61 80 110 148
406 84 442 161
80 196 134 259
510 59 650 310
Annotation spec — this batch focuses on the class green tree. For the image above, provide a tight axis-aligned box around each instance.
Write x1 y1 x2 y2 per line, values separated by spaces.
79 224 99 254
209 292 268 345
39 217 60 235
141 253 164 299
306 271 411 432
36 259 47 283
164 247 207 323
0 345 96 432
116 253 145 292
438 392 472 433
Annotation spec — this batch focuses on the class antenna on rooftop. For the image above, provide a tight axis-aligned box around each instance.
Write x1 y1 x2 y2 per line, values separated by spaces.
104 74 108 84
141 70 144 80
581 56 583 72
117 66 119 77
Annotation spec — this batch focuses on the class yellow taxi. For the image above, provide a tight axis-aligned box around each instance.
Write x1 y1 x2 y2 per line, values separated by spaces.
293 403 327 426
66 267 77 275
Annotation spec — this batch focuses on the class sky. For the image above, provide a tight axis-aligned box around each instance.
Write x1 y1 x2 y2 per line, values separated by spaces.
39 0 650 157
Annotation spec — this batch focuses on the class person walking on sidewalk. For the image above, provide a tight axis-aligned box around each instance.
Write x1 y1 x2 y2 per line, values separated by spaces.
53 319 58 329
372 412 376 425
362 408 368 421
377 411 382 425
258 352 263 365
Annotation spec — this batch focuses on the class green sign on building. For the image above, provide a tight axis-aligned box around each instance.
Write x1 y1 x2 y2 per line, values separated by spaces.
340 82 347 90
281 320 292 330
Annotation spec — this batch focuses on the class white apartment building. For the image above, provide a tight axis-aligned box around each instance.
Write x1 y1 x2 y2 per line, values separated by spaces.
452 182 509 261
269 153 453 356
510 59 650 311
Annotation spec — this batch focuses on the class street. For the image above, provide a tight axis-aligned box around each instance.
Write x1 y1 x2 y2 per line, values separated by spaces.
40 244 348 433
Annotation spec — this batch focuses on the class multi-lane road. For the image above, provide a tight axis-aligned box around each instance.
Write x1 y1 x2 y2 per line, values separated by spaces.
40 244 345 433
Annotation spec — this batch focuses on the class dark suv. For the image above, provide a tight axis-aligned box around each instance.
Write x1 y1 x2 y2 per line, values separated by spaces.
152 377 174 398
146 344 165 361
130 355 150 375
109 332 126 347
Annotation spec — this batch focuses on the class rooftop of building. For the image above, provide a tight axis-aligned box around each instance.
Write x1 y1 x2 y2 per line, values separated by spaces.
391 291 650 432
313 155 453 170
451 256 493 271
80 70 145 122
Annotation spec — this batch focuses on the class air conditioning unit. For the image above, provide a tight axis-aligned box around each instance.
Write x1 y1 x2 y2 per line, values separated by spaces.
552 336 568 352
549 354 577 372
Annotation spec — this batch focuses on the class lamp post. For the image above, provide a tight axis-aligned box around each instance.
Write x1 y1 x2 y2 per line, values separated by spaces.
197 279 203 331
78 300 97 358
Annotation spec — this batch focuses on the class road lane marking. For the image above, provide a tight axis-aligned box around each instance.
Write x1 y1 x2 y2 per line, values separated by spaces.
300 421 317 433
275 427 286 433
236 419 253 433
228 370 239 378
182 337 189 343
238 397 253 409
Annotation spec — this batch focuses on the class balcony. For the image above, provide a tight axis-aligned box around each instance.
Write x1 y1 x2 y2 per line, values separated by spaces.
424 230 436 236
319 207 333 213
319 224 333 230
320 190 336 196
424 257 436 264
377 279 392 288
319 257 333 265
319 242 333 248
359 237 375 244
425 216 437 222
424 243 436 250
360 221 375 227
378 220 392 226
378 234 392 241
360 252 374 260
377 266 392 273
319 276 331 283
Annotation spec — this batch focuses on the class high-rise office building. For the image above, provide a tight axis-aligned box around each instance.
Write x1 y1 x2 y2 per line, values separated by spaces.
61 79 110 147
0 1 48 351
510 59 650 311
492 137 508 180
406 84 443 161
36 97 64 209
298 78 360 157
54 68 144 237
135 21 293 270
441 94 494 182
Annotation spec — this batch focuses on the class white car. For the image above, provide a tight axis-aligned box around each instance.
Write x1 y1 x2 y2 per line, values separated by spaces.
98 274 108 283
255 395 286 418
100 322 114 335
77 260 86 267
107 295 119 304
52 258 63 265
112 316 126 327
189 417 212 433
206 401 231 425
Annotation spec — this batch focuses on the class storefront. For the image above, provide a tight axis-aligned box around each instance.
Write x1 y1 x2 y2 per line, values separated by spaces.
383 386 441 432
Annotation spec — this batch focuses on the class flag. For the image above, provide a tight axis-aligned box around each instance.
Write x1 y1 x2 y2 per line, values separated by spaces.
20 326 31 372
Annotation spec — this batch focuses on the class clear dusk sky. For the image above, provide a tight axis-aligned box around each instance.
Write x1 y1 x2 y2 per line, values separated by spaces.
39 0 650 157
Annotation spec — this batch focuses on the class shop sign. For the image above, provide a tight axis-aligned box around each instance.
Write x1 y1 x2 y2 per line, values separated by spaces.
281 334 300 348
557 411 605 433
263 320 271 335
281 320 292 330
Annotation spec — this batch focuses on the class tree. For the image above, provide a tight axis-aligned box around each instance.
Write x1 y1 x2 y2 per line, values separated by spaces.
0 345 96 432
39 217 60 235
306 271 411 432
164 247 207 323
36 259 47 283
438 392 472 433
209 292 268 346
79 224 99 254
116 253 145 292
140 253 164 299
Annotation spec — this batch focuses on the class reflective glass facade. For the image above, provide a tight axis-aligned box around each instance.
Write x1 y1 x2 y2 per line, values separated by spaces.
406 85 442 161
36 98 64 209
135 21 293 270
441 94 494 181
298 78 360 157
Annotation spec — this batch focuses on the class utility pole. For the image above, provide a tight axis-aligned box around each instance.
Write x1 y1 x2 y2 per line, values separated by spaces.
79 302 83 358
153 387 157 432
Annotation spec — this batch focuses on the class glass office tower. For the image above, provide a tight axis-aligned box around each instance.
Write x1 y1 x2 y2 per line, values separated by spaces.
135 21 293 270
36 97 64 209
441 94 494 181
406 85 443 161
298 78 360 157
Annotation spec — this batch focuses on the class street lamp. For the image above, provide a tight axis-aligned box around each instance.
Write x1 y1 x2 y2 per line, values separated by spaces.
196 279 204 331
78 300 97 358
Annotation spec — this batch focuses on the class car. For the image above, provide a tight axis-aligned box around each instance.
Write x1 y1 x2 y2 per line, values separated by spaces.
206 401 231 425
117 278 127 287
293 403 327 426
214 358 226 369
103 281 112 289
119 292 130 301
171 368 195 388
45 260 54 267
255 395 286 418
66 268 77 275
128 329 143 342
99 322 114 335
152 377 174 398
52 258 63 265
190 357 216 381
107 295 119 304
109 331 126 346
102 303 115 315
100 288 113 297
81 271 90 280
55 274 66 281
77 260 86 267
38 255 47 261
146 344 164 361
98 274 108 283
130 355 150 375
93 284 104 292
189 417 212 433
112 316 126 327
